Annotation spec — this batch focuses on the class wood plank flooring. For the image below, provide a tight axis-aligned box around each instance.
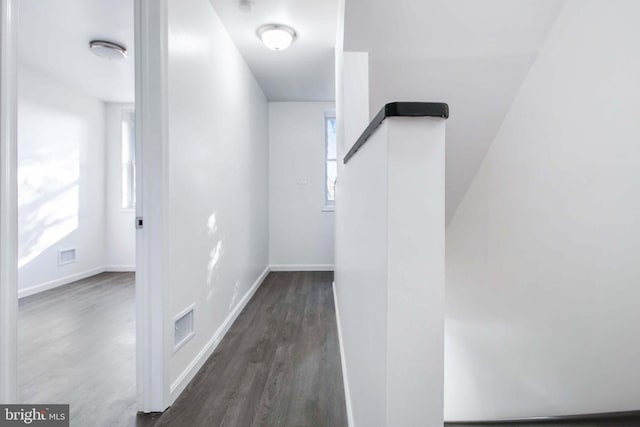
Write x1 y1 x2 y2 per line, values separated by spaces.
19 271 637 427
153 271 348 427
18 272 142 427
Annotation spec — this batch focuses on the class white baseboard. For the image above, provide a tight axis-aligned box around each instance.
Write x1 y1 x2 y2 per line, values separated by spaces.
269 264 334 272
169 265 271 403
18 266 106 299
333 281 355 427
104 265 136 272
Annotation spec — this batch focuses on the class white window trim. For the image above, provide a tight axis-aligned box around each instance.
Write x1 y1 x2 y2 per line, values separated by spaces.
323 110 336 211
121 109 136 210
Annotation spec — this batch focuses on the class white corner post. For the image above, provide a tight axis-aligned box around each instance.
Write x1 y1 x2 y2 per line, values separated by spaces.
0 0 18 404
336 111 445 426
385 117 445 426
135 0 171 413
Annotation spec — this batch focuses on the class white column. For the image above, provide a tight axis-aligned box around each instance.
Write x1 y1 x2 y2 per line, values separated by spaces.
386 117 445 426
135 0 171 412
335 111 445 426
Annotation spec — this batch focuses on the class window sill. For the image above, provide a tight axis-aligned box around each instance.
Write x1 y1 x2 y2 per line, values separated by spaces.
322 206 335 212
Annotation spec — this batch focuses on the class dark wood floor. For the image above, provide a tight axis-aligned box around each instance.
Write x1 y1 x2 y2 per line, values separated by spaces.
153 271 348 427
19 272 141 427
19 271 637 427
18 271 346 427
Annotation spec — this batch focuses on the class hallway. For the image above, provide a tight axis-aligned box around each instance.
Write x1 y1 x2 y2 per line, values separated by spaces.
154 271 347 426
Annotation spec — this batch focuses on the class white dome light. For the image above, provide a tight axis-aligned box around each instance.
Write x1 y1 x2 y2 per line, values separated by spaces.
257 24 296 51
89 40 127 60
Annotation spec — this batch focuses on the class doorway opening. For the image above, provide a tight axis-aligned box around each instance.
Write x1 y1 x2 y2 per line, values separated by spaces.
15 0 139 424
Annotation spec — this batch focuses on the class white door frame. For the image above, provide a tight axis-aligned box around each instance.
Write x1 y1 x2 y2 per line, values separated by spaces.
0 0 18 404
134 0 170 413
0 0 170 412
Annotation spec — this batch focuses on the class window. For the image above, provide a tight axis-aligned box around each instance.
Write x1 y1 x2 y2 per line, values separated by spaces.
324 114 337 207
121 111 136 209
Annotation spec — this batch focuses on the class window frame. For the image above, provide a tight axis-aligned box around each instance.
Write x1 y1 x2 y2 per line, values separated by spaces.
121 109 136 211
323 111 337 211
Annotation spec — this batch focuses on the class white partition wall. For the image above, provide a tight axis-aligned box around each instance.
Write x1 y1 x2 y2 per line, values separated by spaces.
335 103 446 426
336 121 389 427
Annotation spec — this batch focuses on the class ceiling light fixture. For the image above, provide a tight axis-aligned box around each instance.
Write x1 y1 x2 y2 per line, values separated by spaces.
89 40 127 60
257 24 296 51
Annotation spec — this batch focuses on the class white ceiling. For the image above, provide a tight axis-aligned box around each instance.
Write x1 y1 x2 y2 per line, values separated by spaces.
343 0 565 222
16 0 566 222
18 0 135 103
17 0 335 103
209 0 338 102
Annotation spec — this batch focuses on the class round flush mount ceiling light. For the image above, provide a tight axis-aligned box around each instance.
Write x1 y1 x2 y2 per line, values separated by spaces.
89 40 127 60
257 24 296 51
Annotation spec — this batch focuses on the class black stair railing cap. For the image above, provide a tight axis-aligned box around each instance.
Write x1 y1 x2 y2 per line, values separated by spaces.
343 101 449 164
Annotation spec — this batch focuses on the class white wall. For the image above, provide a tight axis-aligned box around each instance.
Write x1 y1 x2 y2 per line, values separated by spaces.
105 103 135 270
17 63 106 295
445 0 640 420
166 0 269 399
334 51 370 426
335 63 386 425
269 102 335 270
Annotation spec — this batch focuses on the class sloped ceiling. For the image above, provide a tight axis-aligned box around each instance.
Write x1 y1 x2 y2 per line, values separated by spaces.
343 0 565 221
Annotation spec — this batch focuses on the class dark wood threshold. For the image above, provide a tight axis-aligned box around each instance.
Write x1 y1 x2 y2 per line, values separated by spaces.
446 410 640 425
135 412 163 427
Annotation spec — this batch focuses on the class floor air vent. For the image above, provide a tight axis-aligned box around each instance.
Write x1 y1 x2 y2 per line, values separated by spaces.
174 304 195 352
58 248 76 266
